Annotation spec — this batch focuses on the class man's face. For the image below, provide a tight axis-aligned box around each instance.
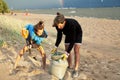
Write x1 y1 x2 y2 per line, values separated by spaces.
57 21 65 29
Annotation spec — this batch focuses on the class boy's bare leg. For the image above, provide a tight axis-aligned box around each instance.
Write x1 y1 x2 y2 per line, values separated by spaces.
37 46 46 70
42 54 46 70
14 46 28 69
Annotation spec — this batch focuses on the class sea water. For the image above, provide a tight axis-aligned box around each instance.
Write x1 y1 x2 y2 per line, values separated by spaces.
20 7 120 20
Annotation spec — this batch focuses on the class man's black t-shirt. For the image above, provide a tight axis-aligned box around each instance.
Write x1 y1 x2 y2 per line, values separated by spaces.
55 18 83 53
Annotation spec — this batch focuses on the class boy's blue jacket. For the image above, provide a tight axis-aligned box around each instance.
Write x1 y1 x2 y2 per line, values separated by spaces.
25 24 47 45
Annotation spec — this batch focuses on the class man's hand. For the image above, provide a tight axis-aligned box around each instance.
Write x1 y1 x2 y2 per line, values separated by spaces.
61 52 69 60
51 46 57 54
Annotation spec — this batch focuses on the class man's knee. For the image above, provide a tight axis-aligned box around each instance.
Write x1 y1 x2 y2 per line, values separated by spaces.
74 45 80 53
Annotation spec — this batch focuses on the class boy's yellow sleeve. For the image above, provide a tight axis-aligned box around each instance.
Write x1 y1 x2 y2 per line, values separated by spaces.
21 28 29 39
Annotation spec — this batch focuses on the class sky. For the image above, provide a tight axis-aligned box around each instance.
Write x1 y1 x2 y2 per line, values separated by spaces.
4 0 62 9
4 0 120 9
64 0 120 8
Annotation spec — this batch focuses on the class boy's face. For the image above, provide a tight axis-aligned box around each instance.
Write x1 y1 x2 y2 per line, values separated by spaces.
36 24 44 36
37 29 43 36
37 24 44 30
57 21 65 29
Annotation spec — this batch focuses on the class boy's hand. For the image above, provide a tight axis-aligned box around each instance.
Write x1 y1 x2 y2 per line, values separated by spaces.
28 44 32 49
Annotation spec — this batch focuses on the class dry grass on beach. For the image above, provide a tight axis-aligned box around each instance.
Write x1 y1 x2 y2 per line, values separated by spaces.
0 13 120 80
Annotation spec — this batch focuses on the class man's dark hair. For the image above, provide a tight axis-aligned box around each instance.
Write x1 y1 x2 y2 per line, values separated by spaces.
53 13 65 27
56 12 60 15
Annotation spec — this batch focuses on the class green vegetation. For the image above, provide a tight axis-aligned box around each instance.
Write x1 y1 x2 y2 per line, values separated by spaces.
0 15 29 46
0 0 9 13
0 39 5 47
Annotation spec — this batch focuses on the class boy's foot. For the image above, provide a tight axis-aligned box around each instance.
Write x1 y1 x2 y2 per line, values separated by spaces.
72 70 79 78
43 66 46 70
43 63 46 70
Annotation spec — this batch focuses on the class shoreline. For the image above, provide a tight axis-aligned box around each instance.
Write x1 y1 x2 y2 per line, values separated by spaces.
10 7 120 20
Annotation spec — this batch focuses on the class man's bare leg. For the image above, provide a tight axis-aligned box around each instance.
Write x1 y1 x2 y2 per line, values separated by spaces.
74 44 80 71
65 44 72 68
72 44 80 78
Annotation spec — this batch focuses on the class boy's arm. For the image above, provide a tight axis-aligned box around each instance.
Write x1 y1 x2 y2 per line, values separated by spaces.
31 32 44 45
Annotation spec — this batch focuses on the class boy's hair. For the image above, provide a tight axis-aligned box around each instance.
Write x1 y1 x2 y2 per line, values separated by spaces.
34 21 44 32
53 13 65 27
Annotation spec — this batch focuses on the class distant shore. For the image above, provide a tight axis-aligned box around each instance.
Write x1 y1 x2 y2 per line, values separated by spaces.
8 7 120 20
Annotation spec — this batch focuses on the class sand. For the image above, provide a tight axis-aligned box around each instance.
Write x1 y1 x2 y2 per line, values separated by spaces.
0 12 120 80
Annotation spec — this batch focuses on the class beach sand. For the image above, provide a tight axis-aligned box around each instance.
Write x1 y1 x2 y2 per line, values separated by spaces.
0 13 120 80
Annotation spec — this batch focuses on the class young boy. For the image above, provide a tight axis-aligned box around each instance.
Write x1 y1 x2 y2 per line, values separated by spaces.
14 21 48 70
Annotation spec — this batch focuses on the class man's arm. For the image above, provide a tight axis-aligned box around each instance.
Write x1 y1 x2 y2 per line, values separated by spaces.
55 29 63 47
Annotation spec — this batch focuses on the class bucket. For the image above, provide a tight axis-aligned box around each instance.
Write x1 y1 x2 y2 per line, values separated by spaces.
50 52 68 79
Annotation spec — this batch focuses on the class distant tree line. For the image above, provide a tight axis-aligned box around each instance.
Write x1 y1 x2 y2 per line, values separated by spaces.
0 0 9 14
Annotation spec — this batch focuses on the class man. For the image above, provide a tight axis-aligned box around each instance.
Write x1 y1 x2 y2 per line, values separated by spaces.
51 13 83 78
14 21 47 70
